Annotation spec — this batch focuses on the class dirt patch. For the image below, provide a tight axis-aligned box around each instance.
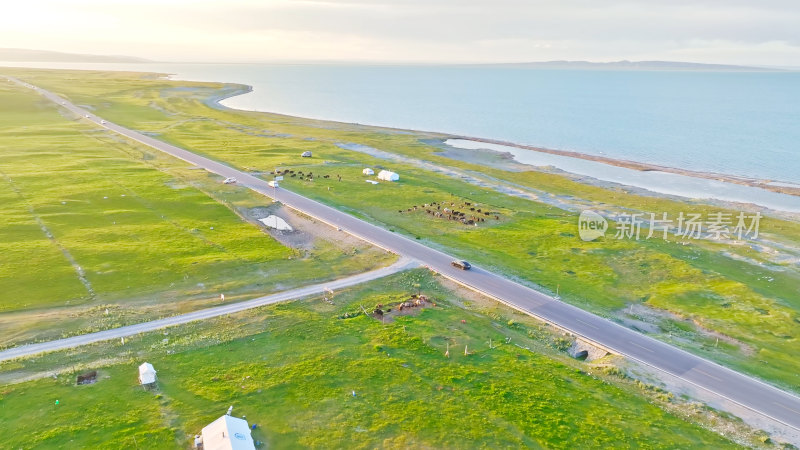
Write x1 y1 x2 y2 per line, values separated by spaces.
0 357 125 386
241 204 366 251
76 370 97 385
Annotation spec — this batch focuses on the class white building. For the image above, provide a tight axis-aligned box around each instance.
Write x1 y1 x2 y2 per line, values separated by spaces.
362 168 374 176
200 415 255 450
377 170 399 181
138 362 157 385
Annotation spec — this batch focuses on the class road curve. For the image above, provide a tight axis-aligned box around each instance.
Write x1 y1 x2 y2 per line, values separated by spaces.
0 257 415 362
7 76 800 433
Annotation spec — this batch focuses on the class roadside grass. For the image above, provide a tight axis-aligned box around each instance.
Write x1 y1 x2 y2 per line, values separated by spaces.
0 271 744 449
0 78 390 346
3 68 800 392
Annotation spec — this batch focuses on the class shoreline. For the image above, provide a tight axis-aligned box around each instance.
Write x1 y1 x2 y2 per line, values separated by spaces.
207 81 800 205
203 83 253 110
451 136 800 198
6 64 795 199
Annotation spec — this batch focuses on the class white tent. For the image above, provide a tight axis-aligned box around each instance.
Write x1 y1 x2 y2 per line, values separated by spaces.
201 415 255 450
362 168 374 175
377 170 399 181
138 362 157 385
259 215 293 231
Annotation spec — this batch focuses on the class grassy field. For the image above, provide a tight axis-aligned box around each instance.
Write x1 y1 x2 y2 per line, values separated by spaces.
0 271 758 449
4 67 797 393
0 77 391 346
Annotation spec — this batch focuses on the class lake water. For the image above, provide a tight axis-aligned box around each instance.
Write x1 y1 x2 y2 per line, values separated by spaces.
3 61 800 198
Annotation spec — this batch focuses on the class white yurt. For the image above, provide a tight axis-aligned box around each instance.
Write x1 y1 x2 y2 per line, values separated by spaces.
377 170 399 182
138 362 157 385
362 168 375 176
200 414 255 450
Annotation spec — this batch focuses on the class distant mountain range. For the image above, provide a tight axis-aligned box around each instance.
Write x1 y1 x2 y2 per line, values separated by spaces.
490 60 783 72
0 49 789 71
0 48 151 63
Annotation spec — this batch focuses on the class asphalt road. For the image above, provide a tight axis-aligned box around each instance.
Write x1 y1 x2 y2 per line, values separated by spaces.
8 77 800 433
0 257 415 362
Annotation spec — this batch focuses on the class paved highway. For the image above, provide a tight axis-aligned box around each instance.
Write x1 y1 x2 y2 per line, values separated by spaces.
8 76 800 433
0 257 415 362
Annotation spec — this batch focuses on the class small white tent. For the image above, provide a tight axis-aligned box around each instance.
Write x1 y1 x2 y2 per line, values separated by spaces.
259 215 293 231
201 415 255 450
362 168 374 176
138 362 157 385
377 170 399 181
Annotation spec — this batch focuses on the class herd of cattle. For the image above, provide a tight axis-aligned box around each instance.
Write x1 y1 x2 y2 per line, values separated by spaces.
398 200 501 225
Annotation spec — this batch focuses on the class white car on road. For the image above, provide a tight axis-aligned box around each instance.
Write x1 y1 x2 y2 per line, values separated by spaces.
223 177 237 184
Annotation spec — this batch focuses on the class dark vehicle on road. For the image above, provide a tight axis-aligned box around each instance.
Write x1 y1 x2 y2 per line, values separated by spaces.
451 260 471 270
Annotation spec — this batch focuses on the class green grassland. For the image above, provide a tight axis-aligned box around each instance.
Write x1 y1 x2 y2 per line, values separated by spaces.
0 271 752 449
5 67 797 393
0 77 391 346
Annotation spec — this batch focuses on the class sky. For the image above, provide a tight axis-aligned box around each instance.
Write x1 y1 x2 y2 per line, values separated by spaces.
1 0 799 65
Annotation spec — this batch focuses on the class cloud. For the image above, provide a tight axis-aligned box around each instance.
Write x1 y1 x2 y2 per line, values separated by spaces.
1 0 799 64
